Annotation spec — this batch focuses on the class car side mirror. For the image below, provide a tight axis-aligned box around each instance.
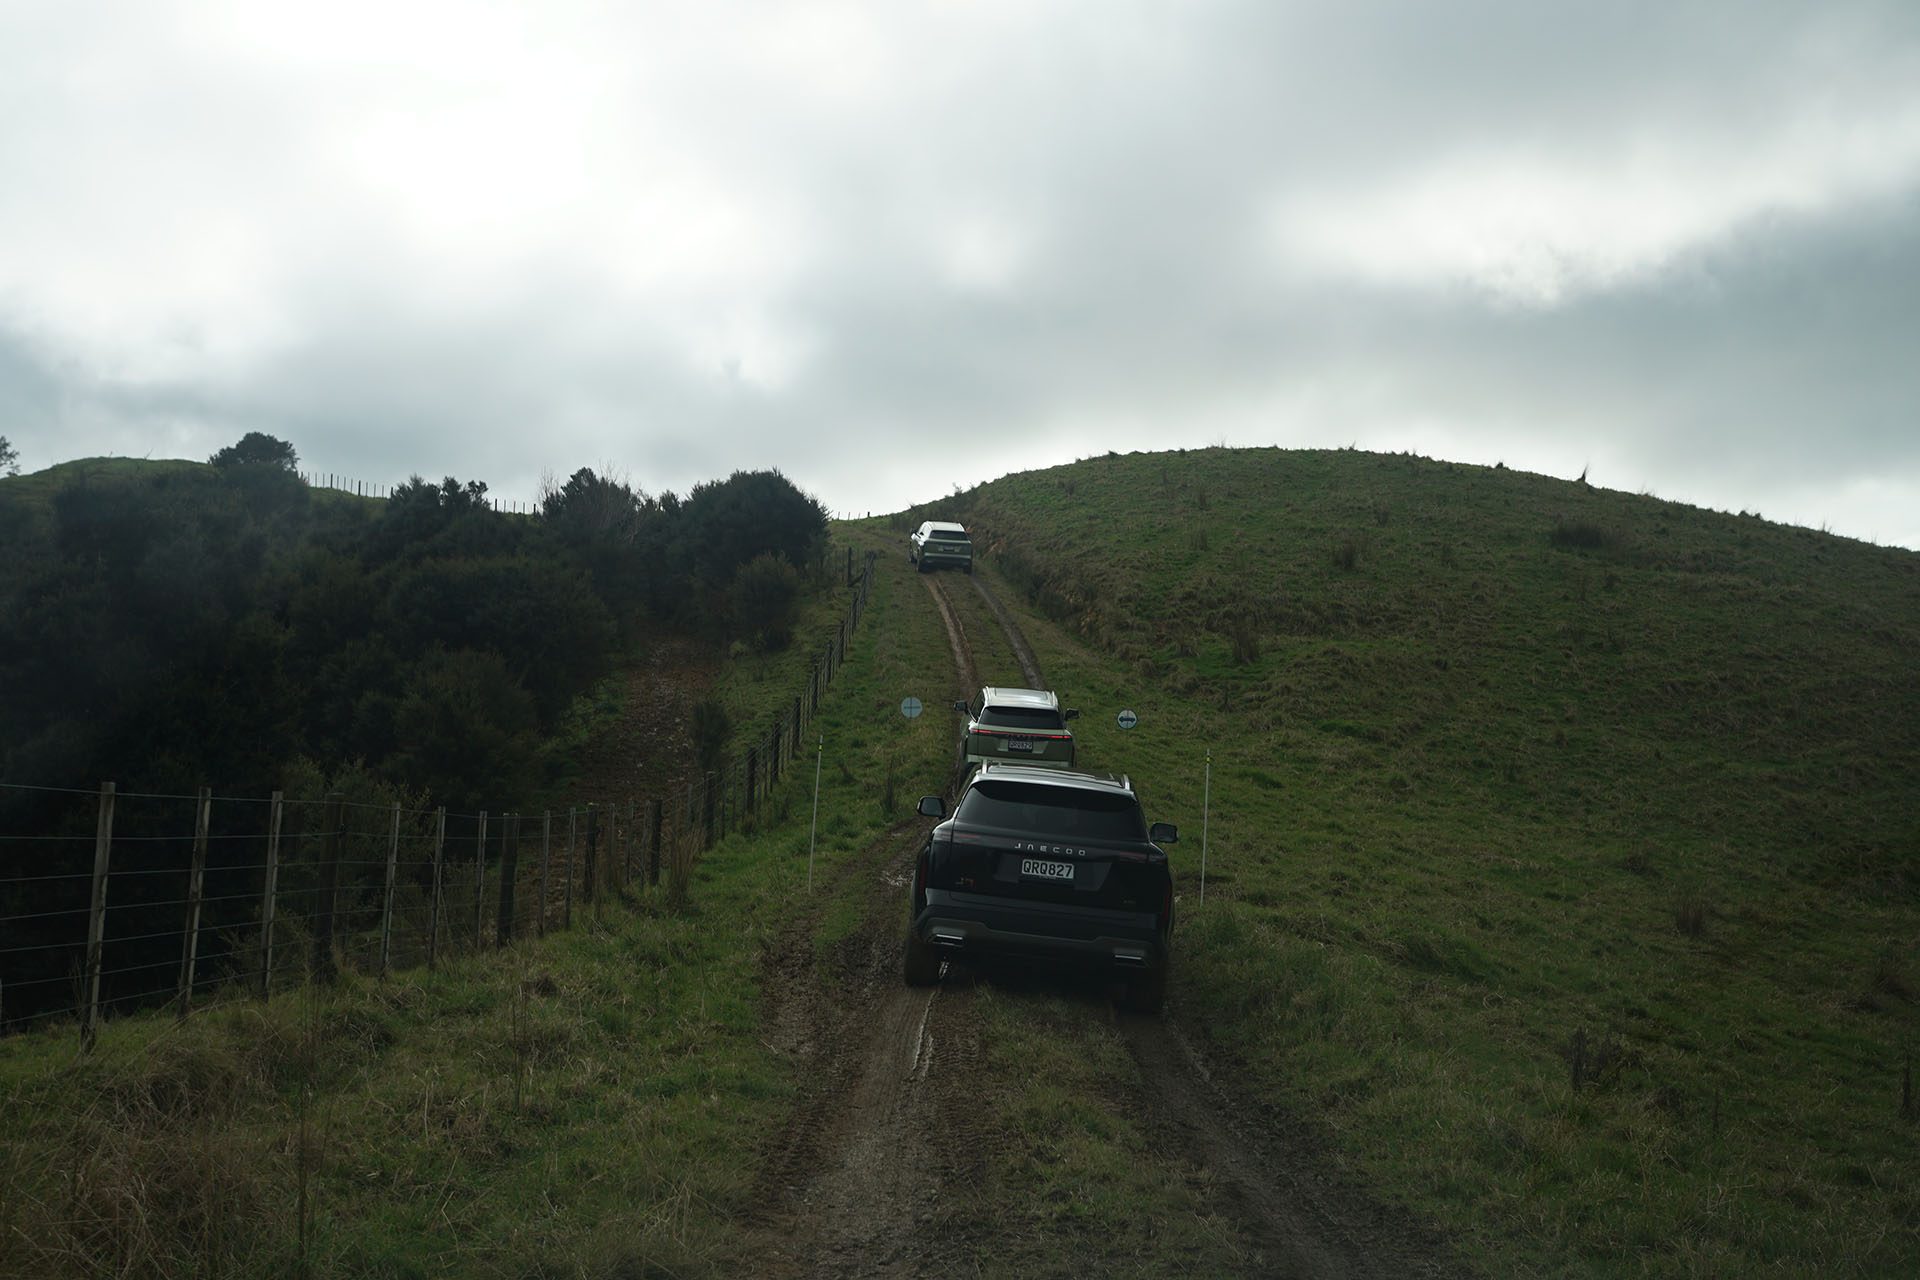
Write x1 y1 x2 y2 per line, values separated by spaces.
918 796 947 819
952 700 970 715
1149 822 1178 844
1064 708 1080 721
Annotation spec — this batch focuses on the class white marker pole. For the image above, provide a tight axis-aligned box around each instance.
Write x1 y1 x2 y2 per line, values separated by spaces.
808 734 824 891
1200 748 1211 906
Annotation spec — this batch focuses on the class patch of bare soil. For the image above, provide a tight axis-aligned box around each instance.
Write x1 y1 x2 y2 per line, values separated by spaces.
745 819 988 1280
570 629 719 807
738 575 986 1277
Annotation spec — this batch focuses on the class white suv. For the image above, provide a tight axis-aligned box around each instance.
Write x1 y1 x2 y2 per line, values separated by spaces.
956 686 1078 771
909 521 973 574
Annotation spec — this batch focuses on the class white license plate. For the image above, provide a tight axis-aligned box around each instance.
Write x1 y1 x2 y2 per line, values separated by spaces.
1004 739 1035 752
1020 858 1073 882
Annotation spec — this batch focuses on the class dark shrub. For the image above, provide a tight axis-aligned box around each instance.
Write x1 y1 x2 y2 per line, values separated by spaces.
730 553 802 649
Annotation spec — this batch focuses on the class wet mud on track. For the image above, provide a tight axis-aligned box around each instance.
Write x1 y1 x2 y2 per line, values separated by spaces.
738 563 1461 1278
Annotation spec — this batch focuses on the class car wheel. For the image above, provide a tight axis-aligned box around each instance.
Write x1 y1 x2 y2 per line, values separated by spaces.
903 930 942 986
964 562 973 575
1122 962 1167 1014
916 557 930 573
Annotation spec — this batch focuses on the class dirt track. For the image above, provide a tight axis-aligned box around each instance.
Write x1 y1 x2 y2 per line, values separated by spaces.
741 565 1459 1277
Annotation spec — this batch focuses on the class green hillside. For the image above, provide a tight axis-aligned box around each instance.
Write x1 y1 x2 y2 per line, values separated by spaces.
926 446 1920 1271
4 446 1915 1276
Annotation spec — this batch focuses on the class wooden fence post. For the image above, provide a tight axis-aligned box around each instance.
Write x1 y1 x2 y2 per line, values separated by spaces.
629 800 640 881
496 814 520 947
745 746 758 814
648 799 663 887
537 811 551 938
428 807 445 970
564 808 576 928
313 792 344 982
176 786 210 1019
379 802 400 978
611 805 624 894
81 781 116 1050
582 807 598 904
703 774 717 850
846 545 853 586
259 790 284 999
473 810 488 948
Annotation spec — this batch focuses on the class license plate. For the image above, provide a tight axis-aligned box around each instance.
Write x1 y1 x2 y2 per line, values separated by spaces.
1020 858 1073 882
1004 738 1034 752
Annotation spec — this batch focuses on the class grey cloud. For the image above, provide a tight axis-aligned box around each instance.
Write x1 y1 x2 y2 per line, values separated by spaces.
1 1 1915 546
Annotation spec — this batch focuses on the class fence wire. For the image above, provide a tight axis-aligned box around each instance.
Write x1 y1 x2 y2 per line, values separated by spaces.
1 552 879 1041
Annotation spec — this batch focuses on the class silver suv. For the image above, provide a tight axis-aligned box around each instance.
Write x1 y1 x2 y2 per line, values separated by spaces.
956 686 1078 771
910 521 973 574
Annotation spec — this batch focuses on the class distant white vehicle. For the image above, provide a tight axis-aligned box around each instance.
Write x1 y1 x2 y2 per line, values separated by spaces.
909 521 973 574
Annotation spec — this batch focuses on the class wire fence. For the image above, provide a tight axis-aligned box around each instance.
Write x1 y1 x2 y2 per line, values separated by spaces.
0 551 878 1045
298 471 539 514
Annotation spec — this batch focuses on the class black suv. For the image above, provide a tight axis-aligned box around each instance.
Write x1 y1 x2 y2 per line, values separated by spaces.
903 764 1178 1012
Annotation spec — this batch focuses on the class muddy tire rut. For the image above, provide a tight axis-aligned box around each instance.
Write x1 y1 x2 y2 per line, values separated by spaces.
740 564 1458 1277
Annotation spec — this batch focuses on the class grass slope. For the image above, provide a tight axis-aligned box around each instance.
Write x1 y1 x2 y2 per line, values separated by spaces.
934 446 1920 1275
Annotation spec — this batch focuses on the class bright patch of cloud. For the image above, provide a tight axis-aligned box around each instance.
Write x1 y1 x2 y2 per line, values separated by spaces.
1271 106 1920 305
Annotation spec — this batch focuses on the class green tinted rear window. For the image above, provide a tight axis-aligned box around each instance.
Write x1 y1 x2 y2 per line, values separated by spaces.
957 781 1144 841
978 706 1064 731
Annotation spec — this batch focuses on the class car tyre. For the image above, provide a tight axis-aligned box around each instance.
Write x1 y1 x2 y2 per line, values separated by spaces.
903 930 942 986
964 562 973 575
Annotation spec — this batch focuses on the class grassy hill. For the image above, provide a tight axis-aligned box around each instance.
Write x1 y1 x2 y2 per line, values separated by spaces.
4 445 1914 1276
924 446 1920 1272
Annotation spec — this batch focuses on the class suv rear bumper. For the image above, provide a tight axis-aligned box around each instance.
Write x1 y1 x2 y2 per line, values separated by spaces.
913 889 1167 972
963 747 1074 770
915 551 972 569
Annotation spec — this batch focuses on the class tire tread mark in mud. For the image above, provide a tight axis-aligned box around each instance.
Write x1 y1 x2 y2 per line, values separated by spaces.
742 557 987 1278
968 574 1043 689
972 562 1463 1279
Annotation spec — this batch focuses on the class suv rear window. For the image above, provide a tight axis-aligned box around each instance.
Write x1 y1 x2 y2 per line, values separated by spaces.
956 781 1145 841
978 706 1065 731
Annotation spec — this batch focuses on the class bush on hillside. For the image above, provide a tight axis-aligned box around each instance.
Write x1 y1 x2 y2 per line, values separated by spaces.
209 431 298 470
730 552 802 650
678 469 827 590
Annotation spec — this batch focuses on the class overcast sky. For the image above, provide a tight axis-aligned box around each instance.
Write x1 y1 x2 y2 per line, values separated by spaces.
3 1 1917 546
